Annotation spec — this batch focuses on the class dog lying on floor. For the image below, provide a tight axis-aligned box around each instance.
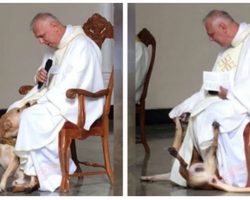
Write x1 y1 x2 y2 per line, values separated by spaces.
0 101 39 193
141 114 250 192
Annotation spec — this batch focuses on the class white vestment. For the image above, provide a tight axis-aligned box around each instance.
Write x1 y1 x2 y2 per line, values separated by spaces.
135 38 149 103
8 25 104 192
169 23 250 187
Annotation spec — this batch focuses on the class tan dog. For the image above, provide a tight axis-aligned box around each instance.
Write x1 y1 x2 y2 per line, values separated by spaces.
0 101 38 192
0 102 33 138
141 117 250 192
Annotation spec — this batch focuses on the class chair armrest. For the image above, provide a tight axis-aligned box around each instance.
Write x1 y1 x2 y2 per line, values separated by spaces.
65 88 110 129
19 85 33 95
66 88 109 99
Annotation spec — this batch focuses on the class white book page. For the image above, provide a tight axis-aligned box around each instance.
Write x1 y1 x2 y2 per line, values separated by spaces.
203 71 231 91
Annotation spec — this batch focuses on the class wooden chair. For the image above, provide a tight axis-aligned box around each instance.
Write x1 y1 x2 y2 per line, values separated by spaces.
136 28 156 154
19 13 114 193
243 122 250 187
58 13 113 193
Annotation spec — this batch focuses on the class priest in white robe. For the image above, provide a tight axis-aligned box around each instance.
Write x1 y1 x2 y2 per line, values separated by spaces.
7 13 105 192
169 10 250 188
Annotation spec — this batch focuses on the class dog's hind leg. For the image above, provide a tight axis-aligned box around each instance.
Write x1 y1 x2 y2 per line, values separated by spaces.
141 173 170 182
203 121 219 173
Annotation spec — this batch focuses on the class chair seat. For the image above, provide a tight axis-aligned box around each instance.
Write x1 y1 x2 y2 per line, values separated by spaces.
63 121 79 129
63 118 102 130
63 119 104 137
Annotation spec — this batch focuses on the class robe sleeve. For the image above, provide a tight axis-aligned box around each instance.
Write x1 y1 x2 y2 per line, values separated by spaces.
38 36 104 116
33 48 54 83
230 77 250 113
228 36 250 113
169 88 205 119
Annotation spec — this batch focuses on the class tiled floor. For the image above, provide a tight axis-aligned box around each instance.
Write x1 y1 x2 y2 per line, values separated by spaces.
132 123 249 196
0 132 114 196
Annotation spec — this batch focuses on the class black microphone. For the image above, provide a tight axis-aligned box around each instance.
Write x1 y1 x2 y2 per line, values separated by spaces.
37 59 53 89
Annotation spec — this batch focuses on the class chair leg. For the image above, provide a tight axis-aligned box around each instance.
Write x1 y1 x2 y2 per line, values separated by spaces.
244 122 250 187
59 129 72 193
70 140 82 173
139 108 150 154
102 135 113 184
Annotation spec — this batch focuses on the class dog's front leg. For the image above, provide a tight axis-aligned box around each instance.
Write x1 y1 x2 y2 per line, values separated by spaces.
171 117 184 151
0 155 19 192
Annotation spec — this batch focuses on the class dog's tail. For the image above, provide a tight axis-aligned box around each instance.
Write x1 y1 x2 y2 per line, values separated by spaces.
209 175 250 192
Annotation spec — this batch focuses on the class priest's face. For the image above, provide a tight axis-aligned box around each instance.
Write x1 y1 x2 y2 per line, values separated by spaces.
33 20 61 48
205 19 231 47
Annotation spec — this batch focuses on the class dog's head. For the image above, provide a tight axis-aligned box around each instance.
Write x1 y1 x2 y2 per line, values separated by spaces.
0 101 35 138
0 108 21 138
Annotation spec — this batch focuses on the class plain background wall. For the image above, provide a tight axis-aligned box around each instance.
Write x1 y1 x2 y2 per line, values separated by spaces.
0 3 113 108
136 3 250 110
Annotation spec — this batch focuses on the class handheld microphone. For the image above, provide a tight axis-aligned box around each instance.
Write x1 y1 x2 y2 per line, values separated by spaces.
37 59 53 89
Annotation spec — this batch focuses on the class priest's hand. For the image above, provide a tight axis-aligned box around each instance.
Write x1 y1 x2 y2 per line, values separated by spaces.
218 86 228 99
36 68 48 84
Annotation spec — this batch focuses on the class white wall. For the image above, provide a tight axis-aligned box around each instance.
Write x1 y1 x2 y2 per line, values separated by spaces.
136 3 250 109
0 3 113 108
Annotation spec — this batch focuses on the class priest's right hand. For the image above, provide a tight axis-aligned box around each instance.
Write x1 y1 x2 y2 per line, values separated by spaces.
36 68 48 84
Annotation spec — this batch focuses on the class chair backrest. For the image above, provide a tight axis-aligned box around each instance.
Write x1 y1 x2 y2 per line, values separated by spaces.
82 13 114 117
103 68 113 116
137 28 156 103
83 13 113 48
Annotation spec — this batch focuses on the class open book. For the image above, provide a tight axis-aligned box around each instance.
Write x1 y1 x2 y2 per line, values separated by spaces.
203 71 232 92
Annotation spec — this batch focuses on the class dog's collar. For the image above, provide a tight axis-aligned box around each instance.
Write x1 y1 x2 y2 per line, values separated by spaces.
0 137 16 146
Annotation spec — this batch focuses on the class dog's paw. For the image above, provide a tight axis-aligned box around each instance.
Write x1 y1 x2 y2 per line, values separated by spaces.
0 183 6 192
212 121 220 129
140 176 155 182
168 147 178 157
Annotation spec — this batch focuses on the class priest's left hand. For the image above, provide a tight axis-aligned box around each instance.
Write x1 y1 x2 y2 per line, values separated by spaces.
218 86 228 99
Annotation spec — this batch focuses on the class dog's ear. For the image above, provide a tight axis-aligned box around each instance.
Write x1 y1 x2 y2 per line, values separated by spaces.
3 119 12 130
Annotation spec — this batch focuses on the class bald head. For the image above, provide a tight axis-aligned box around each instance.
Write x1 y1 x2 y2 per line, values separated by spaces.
30 13 66 48
203 10 239 47
203 10 235 25
30 13 62 31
